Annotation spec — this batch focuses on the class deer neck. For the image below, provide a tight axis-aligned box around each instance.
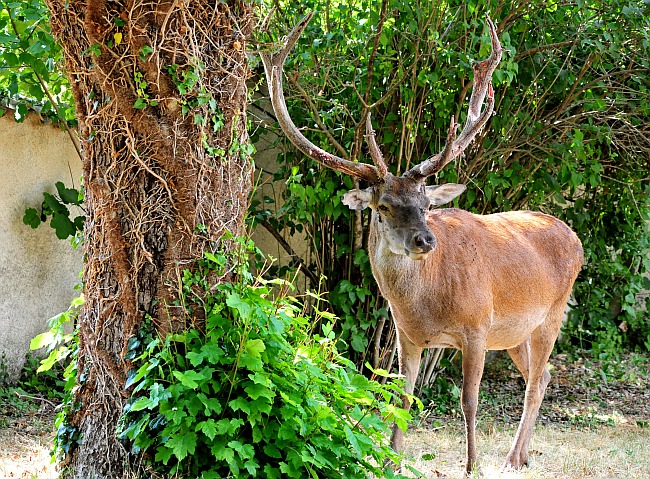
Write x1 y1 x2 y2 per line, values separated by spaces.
367 211 442 301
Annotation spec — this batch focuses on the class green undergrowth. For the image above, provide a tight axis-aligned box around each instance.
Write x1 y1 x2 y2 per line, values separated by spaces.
116 241 421 478
0 352 65 430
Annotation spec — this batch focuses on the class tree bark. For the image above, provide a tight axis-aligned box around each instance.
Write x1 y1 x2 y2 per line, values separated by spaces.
43 1 254 477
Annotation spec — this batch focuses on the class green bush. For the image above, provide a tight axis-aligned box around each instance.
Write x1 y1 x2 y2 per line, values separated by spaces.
117 244 419 478
253 0 650 361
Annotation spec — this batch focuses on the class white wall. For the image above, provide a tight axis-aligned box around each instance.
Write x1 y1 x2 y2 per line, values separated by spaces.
0 111 83 381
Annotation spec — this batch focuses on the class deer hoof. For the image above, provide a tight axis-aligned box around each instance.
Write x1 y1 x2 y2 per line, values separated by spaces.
502 453 529 471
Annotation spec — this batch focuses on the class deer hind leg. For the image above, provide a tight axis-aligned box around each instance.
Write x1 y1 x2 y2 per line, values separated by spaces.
504 306 564 470
390 325 423 453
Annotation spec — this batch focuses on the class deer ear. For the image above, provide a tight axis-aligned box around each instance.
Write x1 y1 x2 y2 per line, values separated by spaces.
425 183 467 206
342 188 373 210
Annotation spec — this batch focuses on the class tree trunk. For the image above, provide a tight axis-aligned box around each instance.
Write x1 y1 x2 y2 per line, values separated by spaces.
43 1 254 477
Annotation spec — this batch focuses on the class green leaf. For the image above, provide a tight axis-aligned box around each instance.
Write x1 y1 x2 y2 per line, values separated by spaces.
133 97 147 109
30 331 54 350
55 182 82 205
244 382 273 401
73 216 85 231
42 192 68 215
168 430 198 460
344 425 361 454
228 397 250 414
154 444 174 464
50 212 76 239
130 396 153 412
149 383 172 404
23 208 41 228
196 419 218 440
172 369 205 389
245 339 265 357
36 346 69 373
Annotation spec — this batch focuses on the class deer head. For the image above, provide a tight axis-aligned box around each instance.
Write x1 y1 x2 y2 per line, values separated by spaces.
261 13 503 260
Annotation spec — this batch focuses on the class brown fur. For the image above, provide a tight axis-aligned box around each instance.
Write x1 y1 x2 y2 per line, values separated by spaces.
365 177 583 474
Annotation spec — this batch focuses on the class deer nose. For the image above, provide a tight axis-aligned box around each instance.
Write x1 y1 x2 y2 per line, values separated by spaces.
412 231 436 252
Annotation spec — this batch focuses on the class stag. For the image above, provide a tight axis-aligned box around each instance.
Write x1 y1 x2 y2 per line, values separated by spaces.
261 14 583 474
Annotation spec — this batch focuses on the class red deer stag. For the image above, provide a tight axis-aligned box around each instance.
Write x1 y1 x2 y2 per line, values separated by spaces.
261 13 583 475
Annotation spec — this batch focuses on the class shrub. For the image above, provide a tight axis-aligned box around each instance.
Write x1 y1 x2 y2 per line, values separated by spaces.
118 245 418 478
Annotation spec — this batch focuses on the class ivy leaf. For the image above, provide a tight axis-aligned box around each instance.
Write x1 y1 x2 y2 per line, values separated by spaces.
196 419 218 440
130 396 153 412
55 182 82 205
150 383 172 404
30 331 55 350
228 397 250 414
154 444 174 465
245 339 265 357
350 334 366 353
42 192 68 215
23 207 42 228
133 97 147 109
244 382 273 401
73 215 85 231
50 212 76 239
172 369 205 389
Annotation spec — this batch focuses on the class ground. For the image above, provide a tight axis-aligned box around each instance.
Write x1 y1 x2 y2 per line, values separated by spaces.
0 351 648 478
404 351 650 478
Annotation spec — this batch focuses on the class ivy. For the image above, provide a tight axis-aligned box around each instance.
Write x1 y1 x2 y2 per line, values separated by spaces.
23 181 84 242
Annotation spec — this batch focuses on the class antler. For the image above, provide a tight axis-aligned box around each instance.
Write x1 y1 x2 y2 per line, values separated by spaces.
405 17 503 180
260 13 382 183
365 112 389 179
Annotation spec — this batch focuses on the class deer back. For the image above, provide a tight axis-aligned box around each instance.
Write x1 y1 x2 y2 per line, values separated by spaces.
367 207 584 350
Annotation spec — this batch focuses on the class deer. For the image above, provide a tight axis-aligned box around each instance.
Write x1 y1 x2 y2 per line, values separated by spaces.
261 13 584 475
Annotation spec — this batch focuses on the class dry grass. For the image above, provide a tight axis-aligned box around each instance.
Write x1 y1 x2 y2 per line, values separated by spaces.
403 422 650 479
0 428 56 479
1 422 648 478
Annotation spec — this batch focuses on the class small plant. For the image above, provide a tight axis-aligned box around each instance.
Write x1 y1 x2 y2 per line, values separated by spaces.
0 350 66 431
118 243 420 478
133 71 159 109
23 181 84 243
29 295 83 460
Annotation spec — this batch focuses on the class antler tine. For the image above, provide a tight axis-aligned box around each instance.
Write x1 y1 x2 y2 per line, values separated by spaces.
405 16 503 180
365 112 388 179
260 13 381 183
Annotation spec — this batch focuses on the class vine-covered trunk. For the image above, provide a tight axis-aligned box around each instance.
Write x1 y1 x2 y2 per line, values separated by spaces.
44 1 254 477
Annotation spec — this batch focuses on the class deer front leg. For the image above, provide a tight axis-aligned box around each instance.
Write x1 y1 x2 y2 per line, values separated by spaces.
390 325 423 453
461 339 487 476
